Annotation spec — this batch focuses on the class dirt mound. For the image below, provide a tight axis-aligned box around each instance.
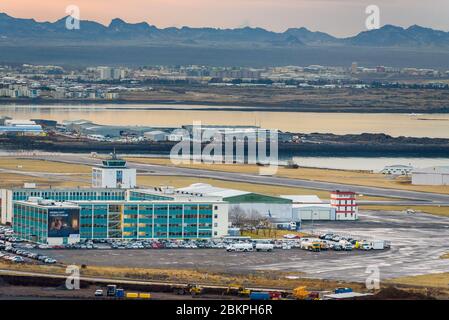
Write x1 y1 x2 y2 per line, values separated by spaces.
366 287 436 300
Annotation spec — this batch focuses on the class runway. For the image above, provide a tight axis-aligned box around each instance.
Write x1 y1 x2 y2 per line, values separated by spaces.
27 153 449 205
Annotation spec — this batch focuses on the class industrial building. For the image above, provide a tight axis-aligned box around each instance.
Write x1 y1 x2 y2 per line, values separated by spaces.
412 166 449 185
381 165 413 175
143 130 168 142
63 119 162 139
281 195 336 221
0 118 44 136
175 183 292 220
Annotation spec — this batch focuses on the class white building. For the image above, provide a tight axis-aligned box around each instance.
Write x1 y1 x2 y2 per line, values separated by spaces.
412 166 449 185
0 119 44 136
176 183 293 220
92 153 136 189
381 165 413 175
292 204 336 221
281 195 336 221
97 67 126 80
144 130 168 142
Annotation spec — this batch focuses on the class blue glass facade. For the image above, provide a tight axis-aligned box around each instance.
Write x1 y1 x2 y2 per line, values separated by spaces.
13 202 48 243
128 190 174 201
13 202 80 244
12 189 126 202
77 201 214 240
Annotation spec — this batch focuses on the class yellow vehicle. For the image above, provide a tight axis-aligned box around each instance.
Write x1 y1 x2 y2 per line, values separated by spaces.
238 287 251 297
190 285 203 296
225 284 251 297
126 292 139 299
309 242 321 252
138 293 151 299
319 241 329 250
292 286 310 300
174 284 203 296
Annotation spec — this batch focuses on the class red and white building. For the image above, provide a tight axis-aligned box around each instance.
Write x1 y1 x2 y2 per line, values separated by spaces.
330 191 358 221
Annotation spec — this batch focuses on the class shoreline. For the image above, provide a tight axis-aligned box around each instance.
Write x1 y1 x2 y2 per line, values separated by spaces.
2 98 449 114
1 135 449 159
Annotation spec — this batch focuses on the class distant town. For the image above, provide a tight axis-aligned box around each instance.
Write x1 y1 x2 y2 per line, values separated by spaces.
1 63 449 101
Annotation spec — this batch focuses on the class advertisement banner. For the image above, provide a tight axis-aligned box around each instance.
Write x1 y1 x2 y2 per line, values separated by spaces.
48 208 80 238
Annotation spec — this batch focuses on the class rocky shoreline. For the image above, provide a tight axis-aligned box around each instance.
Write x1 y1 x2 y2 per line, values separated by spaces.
1 133 449 158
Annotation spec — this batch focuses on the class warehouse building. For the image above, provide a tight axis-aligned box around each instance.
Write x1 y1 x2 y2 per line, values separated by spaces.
291 204 336 221
143 130 169 142
381 165 413 175
175 183 292 220
412 166 449 185
62 120 157 138
0 119 44 136
281 195 336 221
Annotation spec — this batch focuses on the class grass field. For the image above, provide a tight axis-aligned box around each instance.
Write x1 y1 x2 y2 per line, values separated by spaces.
0 172 91 188
126 157 449 195
137 175 388 201
0 158 92 174
388 273 449 290
360 205 449 217
0 157 389 200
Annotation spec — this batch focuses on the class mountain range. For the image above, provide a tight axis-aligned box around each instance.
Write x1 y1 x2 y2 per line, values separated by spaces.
1 12 449 48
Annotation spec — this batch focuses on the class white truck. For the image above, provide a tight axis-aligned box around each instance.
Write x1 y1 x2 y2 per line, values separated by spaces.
226 243 254 252
371 240 385 250
255 243 274 252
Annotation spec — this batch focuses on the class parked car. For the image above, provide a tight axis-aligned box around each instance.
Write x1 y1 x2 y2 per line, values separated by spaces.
333 244 343 251
94 289 104 297
361 243 373 251
226 243 254 252
44 258 57 264
255 243 274 252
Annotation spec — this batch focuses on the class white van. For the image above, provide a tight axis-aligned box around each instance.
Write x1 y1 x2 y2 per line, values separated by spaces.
255 243 274 252
226 243 254 252
371 240 385 250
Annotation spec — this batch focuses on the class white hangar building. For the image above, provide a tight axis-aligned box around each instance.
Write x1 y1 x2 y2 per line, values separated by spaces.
412 166 449 186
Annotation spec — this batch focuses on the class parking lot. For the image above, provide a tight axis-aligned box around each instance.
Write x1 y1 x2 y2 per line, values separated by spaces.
30 210 449 283
3 210 449 284
256 210 449 282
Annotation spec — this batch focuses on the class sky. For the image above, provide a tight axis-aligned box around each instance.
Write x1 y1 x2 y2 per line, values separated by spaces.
0 0 447 37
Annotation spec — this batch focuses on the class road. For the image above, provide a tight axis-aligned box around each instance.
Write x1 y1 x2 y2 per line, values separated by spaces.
26 153 449 204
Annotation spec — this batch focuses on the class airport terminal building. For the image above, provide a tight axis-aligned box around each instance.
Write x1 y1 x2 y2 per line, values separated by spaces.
11 193 228 245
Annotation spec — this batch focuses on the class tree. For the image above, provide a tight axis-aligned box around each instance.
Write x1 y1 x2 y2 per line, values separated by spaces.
229 206 246 227
247 209 263 235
